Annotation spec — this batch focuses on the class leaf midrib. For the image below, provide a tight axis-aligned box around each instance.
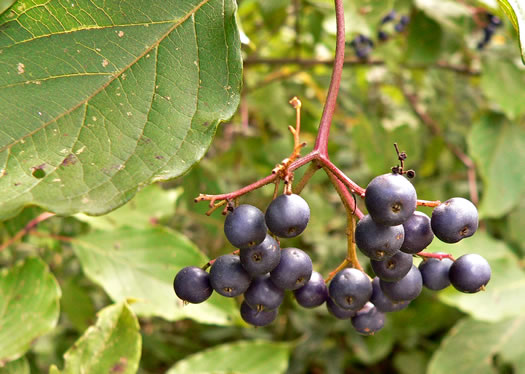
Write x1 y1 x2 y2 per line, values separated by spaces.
0 0 211 154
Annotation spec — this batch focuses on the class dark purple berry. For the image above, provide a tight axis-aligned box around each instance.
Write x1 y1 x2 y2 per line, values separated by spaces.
244 275 284 311
380 265 422 302
371 250 413 282
209 254 251 297
381 10 396 24
240 301 278 327
328 268 372 311
173 266 213 304
326 297 356 319
240 234 281 276
370 277 409 313
265 194 310 238
351 302 386 335
270 247 312 290
355 215 405 261
224 204 267 248
365 173 417 226
401 211 434 254
378 30 389 41
431 198 478 243
294 271 328 308
449 254 491 293
419 256 453 291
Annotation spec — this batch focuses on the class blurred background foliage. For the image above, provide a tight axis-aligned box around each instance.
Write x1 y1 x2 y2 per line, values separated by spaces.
1 0 525 373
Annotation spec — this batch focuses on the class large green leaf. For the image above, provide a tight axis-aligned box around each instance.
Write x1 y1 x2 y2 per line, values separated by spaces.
49 302 141 374
0 0 242 220
498 0 525 64
75 183 180 230
468 113 525 218
481 57 525 119
71 226 239 325
428 316 525 374
166 340 291 374
0 357 29 374
426 232 525 321
0 257 61 364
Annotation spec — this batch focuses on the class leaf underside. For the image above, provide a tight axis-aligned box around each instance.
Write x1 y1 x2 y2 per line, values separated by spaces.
0 0 242 220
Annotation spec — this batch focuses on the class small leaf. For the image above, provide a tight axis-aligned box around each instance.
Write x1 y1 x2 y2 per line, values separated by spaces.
74 184 180 230
71 227 238 325
166 340 291 374
468 113 525 218
428 316 525 374
49 302 141 374
0 257 61 363
406 11 443 64
0 0 242 220
0 356 29 374
498 0 525 64
426 232 525 321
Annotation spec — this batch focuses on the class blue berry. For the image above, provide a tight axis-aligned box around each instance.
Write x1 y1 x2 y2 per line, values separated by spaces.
351 302 386 335
294 271 328 308
240 234 281 276
326 297 356 319
265 194 310 238
355 215 405 261
370 277 409 313
401 211 434 254
431 198 478 243
173 266 213 304
270 248 312 290
329 268 372 311
371 250 413 282
224 204 267 248
209 254 251 297
419 256 453 291
365 173 417 226
449 254 491 293
240 301 278 327
380 265 422 302
244 275 284 311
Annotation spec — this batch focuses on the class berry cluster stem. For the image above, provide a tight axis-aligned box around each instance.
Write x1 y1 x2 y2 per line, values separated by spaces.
417 252 455 261
0 212 56 251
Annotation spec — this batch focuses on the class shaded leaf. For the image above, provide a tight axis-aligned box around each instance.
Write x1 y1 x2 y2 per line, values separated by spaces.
481 57 525 119
0 0 242 220
75 184 180 230
468 113 525 218
0 0 15 17
71 226 238 325
406 11 443 64
0 356 29 374
498 0 525 64
60 278 96 332
427 232 525 321
49 302 141 374
166 340 291 374
428 316 525 374
0 257 60 363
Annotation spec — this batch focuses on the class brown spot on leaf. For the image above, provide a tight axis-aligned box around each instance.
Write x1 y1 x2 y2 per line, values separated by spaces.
111 357 128 373
155 155 164 160
61 153 77 166
202 122 210 127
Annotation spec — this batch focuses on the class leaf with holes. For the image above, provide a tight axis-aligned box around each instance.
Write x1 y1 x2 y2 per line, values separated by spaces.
167 340 291 374
0 257 61 364
71 226 239 325
0 0 242 220
498 0 525 64
49 302 141 374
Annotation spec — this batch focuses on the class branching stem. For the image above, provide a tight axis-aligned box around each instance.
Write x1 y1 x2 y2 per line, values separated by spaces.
0 212 56 252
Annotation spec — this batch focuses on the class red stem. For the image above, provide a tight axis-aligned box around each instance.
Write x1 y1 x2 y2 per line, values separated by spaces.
313 0 345 157
417 252 455 261
0 212 56 251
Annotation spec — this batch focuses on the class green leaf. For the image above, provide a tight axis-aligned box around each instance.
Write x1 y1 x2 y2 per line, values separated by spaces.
60 278 96 332
75 184 180 230
468 113 525 218
406 11 443 64
428 316 525 374
49 302 141 374
415 0 471 30
0 0 16 16
498 0 525 64
166 340 291 374
71 226 238 325
0 0 242 220
0 257 61 363
0 357 29 374
426 232 525 321
481 57 525 119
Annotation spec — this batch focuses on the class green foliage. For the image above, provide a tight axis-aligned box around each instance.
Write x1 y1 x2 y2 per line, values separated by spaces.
166 340 291 374
0 258 60 363
0 0 241 220
49 302 141 374
1 0 524 373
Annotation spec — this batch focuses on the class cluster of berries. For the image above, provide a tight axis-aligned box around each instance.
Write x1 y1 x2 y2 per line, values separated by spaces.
173 172 491 335
348 10 410 59
477 13 502 50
